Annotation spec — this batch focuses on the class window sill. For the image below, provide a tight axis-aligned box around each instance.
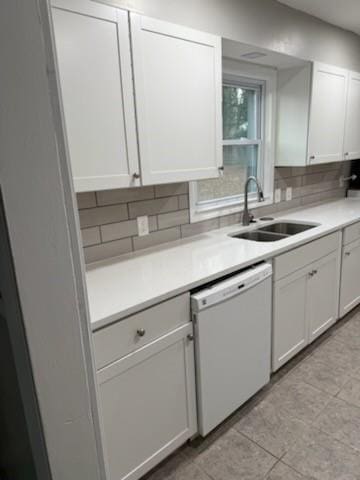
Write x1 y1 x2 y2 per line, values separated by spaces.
190 196 273 223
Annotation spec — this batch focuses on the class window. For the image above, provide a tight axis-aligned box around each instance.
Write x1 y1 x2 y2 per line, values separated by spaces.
190 61 275 222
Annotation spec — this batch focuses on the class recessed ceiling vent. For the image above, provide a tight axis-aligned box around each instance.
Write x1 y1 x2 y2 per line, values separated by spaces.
241 51 267 59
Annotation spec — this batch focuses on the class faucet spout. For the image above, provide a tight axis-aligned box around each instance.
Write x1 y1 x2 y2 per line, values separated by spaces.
242 176 264 226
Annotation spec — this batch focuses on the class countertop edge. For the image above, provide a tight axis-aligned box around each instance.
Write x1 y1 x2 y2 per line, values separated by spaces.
89 199 360 331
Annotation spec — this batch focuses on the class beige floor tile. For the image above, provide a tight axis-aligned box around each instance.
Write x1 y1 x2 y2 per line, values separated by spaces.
314 397 360 452
144 452 210 480
311 338 360 378
143 307 360 480
266 462 314 479
333 320 360 348
337 377 360 407
234 398 309 458
194 429 277 480
287 355 349 395
283 426 360 480
267 377 332 424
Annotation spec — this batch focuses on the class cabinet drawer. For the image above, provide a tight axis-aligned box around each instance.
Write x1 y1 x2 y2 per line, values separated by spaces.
274 232 341 281
93 293 190 369
343 221 360 245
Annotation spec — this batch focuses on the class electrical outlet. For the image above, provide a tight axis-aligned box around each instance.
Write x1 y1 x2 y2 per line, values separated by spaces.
275 188 281 203
286 186 292 201
137 216 149 236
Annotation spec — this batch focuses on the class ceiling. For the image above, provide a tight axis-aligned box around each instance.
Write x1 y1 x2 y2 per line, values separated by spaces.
277 0 360 36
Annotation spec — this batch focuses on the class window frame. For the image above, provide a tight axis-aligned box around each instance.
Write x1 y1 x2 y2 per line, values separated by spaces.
190 59 276 223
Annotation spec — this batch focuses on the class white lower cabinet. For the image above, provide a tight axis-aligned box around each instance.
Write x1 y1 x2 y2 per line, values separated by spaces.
97 322 197 480
340 238 360 317
273 267 308 369
307 252 339 342
273 234 341 371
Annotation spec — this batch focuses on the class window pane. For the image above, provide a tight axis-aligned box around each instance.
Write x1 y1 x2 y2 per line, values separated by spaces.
197 145 258 202
223 85 258 140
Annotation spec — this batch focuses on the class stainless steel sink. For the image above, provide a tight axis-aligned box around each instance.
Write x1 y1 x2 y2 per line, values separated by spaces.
231 231 287 242
230 221 318 242
259 222 316 235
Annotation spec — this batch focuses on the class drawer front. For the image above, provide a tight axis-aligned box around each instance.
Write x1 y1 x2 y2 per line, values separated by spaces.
93 293 190 369
343 221 360 246
274 231 341 281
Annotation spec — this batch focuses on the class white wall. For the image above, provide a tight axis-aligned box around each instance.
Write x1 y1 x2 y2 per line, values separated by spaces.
113 0 360 70
0 1 106 479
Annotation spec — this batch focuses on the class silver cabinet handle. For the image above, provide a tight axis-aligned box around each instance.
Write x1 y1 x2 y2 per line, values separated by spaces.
309 155 315 160
312 269 318 275
308 271 314 277
345 251 351 256
133 172 140 179
187 333 194 342
136 328 146 337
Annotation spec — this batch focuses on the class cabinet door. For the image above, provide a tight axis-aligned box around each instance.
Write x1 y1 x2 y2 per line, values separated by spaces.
344 71 360 161
340 239 360 317
307 251 339 343
97 324 197 480
52 0 139 192
273 268 308 371
130 14 222 185
308 62 348 164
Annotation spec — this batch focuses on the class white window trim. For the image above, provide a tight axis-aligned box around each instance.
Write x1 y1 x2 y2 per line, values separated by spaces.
190 58 276 223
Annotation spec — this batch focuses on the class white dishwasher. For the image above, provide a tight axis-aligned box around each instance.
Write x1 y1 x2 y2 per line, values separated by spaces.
191 262 272 436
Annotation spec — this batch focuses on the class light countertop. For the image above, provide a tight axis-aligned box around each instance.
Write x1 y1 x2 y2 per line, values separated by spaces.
86 198 360 331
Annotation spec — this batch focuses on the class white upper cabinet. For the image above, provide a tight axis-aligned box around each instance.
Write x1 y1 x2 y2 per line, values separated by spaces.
130 14 222 185
276 62 359 166
308 62 348 165
51 2 222 191
52 0 139 192
344 71 360 161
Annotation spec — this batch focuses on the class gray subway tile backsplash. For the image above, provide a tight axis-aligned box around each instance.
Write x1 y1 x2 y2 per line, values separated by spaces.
81 227 101 247
178 194 189 210
133 227 181 251
79 162 351 264
101 216 157 242
83 237 133 264
77 191 97 209
79 203 128 228
155 182 188 198
96 186 155 206
181 217 220 238
128 196 179 218
157 209 190 230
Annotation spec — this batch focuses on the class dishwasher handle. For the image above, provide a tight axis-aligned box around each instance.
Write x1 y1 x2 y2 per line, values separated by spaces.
191 263 272 313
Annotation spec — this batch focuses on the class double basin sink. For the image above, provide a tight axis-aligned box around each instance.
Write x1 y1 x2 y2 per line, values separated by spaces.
230 221 318 242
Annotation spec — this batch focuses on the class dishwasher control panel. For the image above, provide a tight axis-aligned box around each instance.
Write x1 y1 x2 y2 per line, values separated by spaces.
191 262 272 312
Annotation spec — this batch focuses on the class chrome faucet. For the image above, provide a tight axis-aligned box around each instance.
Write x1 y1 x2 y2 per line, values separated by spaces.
242 176 265 226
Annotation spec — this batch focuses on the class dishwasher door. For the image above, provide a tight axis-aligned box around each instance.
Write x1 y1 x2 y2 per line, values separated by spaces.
191 263 272 436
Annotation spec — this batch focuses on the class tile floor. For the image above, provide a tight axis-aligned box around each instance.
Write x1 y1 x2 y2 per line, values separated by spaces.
144 305 360 480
